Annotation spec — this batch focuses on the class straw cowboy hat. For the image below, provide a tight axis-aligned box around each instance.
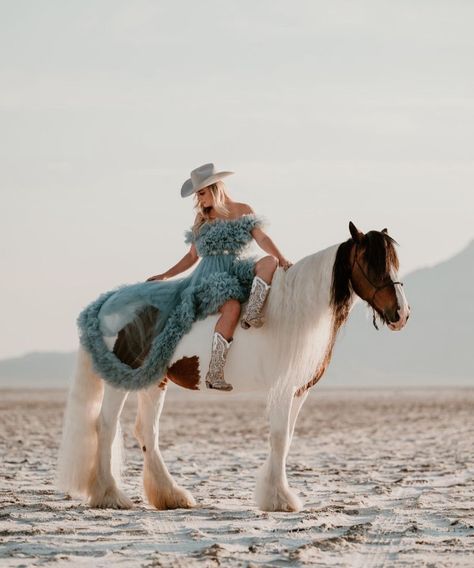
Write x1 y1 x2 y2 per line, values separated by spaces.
181 163 234 198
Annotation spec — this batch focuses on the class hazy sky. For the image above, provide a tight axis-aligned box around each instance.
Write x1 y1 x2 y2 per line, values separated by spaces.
1 0 473 358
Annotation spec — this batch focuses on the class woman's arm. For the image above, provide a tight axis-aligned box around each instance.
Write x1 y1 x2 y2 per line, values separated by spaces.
251 227 292 270
147 244 199 281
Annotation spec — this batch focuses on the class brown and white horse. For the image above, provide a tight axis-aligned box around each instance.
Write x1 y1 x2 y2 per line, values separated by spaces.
57 222 409 512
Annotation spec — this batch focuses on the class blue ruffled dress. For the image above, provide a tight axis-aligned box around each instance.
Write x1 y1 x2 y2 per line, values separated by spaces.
77 213 263 390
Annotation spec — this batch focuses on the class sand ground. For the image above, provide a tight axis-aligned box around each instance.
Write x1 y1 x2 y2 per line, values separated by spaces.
1 387 473 567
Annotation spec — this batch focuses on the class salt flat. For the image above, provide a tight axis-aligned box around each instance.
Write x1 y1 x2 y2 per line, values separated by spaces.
1 387 473 567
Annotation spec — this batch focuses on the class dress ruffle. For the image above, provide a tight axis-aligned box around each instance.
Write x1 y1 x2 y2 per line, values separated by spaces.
184 213 263 255
77 214 264 390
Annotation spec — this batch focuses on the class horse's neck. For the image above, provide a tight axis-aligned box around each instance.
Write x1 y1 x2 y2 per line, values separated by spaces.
269 244 340 323
265 244 354 391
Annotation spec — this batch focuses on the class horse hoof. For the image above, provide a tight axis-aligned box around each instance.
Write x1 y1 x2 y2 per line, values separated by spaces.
146 484 196 510
255 481 303 513
89 486 134 509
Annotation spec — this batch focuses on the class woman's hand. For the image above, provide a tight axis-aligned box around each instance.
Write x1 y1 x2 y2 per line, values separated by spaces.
278 258 293 271
146 273 168 282
146 248 198 282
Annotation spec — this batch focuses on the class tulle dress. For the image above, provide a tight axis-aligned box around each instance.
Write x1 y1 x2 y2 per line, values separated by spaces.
77 213 263 390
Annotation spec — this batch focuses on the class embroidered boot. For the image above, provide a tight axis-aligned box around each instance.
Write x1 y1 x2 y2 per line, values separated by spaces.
205 331 233 391
241 276 271 329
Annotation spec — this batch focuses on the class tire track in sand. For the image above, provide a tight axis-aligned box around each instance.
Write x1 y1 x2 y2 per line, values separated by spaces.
352 485 423 568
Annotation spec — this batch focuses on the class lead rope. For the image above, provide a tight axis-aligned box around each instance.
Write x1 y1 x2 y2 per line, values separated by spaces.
372 309 379 330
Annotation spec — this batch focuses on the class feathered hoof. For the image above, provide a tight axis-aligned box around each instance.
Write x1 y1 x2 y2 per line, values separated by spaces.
89 485 134 509
255 481 303 513
146 483 196 510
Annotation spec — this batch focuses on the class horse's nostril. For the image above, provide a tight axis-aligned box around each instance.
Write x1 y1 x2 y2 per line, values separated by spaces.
391 311 400 323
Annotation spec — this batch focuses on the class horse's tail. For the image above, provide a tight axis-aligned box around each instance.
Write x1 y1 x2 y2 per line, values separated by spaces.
56 346 105 497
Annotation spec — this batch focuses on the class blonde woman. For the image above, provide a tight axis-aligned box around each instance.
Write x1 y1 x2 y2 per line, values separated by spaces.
77 163 291 393
145 163 292 391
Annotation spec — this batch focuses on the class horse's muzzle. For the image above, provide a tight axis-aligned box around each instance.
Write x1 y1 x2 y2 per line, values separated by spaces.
387 305 410 331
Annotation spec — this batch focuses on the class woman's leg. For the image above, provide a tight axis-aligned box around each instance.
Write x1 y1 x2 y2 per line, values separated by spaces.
206 299 241 392
241 256 278 329
255 255 279 285
215 298 241 340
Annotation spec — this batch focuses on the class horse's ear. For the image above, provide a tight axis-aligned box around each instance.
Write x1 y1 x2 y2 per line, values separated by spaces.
382 227 388 234
349 221 364 243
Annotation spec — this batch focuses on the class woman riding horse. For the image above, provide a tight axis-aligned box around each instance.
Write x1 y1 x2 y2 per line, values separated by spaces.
77 163 292 392
147 163 293 390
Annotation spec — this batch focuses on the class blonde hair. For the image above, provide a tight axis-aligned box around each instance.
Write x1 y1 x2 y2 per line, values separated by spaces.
192 181 231 233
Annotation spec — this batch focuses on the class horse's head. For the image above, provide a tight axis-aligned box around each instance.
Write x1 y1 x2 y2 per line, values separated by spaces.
331 222 410 331
348 221 410 331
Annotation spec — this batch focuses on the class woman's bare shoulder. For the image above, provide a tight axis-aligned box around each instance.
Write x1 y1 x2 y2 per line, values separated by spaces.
234 202 255 215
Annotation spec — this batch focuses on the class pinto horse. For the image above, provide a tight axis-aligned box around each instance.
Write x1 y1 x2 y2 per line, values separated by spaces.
57 222 409 512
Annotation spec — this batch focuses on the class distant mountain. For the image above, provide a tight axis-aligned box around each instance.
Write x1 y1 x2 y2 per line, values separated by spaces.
1 241 473 389
0 351 77 388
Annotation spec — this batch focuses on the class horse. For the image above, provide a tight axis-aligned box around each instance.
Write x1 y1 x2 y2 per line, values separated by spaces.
57 221 410 512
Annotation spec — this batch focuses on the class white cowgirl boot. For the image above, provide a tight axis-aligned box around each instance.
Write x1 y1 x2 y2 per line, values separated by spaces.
241 276 271 329
205 331 233 391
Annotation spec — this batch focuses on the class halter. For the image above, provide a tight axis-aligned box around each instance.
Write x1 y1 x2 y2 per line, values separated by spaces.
351 243 404 330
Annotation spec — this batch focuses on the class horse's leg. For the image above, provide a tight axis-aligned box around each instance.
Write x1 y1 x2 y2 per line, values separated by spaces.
287 391 309 456
88 383 133 509
57 347 105 498
135 383 196 510
255 394 303 512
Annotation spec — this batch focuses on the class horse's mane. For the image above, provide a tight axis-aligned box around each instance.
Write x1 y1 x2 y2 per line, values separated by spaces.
330 238 354 330
330 231 399 331
365 231 399 274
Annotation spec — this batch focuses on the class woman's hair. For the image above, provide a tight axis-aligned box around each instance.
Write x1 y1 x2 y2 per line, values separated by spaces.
192 181 230 233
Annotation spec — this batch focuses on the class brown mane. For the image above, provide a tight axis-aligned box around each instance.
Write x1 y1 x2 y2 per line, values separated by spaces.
330 238 354 330
363 231 399 277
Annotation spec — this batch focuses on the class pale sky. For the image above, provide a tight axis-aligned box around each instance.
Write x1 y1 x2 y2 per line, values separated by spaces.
1 0 473 359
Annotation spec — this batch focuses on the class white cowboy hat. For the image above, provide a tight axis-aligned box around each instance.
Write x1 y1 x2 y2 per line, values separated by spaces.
180 163 234 198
